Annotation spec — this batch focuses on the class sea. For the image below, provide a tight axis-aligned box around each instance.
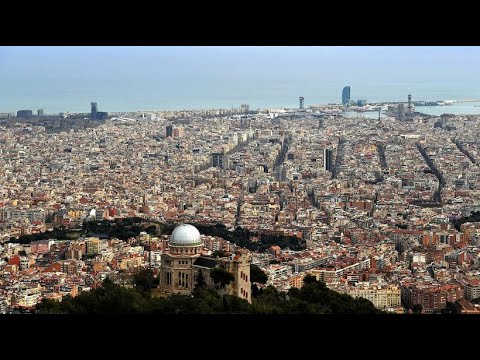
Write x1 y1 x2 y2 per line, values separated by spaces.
3 47 480 114
2 75 480 115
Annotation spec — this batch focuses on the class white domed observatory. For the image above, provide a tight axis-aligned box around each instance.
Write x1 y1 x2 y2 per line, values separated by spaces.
169 224 203 253
160 223 204 295
158 223 252 303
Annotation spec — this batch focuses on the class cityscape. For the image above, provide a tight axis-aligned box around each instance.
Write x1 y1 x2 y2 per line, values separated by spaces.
1 47 480 314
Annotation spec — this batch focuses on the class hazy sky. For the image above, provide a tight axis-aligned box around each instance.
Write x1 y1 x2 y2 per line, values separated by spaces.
1 46 479 112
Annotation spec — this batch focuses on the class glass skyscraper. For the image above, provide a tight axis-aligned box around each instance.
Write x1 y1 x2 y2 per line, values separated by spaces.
342 86 351 105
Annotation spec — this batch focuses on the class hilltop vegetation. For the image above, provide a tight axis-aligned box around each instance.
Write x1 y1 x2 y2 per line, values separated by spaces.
36 275 381 314
9 217 160 244
452 211 480 231
9 218 305 252
163 222 306 252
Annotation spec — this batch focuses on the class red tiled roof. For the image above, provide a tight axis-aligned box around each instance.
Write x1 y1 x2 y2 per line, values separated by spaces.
7 256 20 266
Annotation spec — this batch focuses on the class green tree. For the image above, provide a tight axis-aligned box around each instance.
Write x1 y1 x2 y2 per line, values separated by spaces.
35 298 66 314
36 278 151 314
251 283 260 297
302 274 319 285
133 269 154 293
250 264 267 284
412 304 423 314
210 268 234 288
145 225 157 235
211 250 228 258
196 270 206 288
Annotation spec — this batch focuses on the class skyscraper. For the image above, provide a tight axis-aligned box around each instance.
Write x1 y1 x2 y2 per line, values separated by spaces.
319 118 324 129
91 102 98 120
166 125 173 138
397 104 405 121
342 86 351 105
212 152 227 169
299 97 304 110
407 93 412 114
324 148 333 172
17 110 32 118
